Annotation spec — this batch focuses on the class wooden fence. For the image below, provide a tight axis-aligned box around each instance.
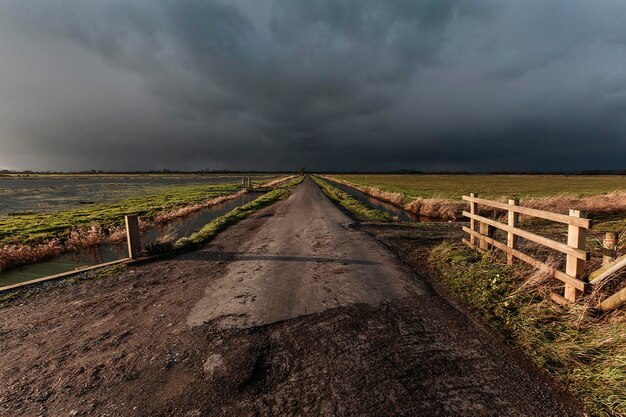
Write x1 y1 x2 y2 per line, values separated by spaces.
461 193 592 304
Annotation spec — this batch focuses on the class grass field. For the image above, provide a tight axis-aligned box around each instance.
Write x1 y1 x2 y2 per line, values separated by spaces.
0 173 282 215
0 174 297 273
332 174 626 199
325 174 626 223
0 183 241 245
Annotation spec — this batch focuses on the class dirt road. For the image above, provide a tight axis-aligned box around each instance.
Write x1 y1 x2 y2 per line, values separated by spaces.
187 176 421 329
0 177 583 416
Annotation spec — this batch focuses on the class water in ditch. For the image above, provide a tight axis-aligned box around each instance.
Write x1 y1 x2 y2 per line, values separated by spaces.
325 180 433 222
0 192 257 287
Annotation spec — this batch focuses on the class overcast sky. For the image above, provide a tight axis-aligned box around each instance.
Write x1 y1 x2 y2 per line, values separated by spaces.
1 0 625 171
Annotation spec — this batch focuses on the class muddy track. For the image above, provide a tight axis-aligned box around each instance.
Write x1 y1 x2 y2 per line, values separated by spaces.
0 177 583 416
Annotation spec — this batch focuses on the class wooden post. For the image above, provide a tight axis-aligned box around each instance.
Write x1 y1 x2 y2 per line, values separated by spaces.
125 215 141 260
507 199 519 265
564 209 587 301
600 286 626 311
479 222 490 251
603 232 618 266
470 193 478 246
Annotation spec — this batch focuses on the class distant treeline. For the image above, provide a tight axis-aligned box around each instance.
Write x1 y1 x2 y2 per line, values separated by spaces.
0 169 296 175
1 168 625 175
315 169 626 175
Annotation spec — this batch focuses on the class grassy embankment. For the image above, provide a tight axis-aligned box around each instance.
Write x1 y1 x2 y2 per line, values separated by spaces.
0 176 298 271
326 174 626 224
0 183 239 271
0 183 242 245
175 176 303 249
430 242 625 417
0 176 302 296
312 176 392 222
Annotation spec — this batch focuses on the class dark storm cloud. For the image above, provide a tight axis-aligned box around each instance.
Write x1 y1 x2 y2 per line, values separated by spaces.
1 0 625 171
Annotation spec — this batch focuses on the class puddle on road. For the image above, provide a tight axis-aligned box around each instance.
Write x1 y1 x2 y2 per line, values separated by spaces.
0 192 257 287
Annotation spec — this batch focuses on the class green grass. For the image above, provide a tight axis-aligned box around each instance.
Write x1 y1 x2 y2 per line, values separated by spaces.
333 174 626 200
430 242 626 417
173 187 291 250
2 179 301 298
0 172 286 179
0 183 241 244
280 175 306 188
312 176 392 222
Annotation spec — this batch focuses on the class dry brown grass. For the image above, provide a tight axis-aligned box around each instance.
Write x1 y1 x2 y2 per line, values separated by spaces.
513 253 562 295
0 240 64 272
324 176 466 220
0 191 247 273
259 175 299 188
325 176 626 221
108 226 128 244
404 197 466 221
522 192 626 215
67 224 107 248
154 190 246 224
0 225 114 273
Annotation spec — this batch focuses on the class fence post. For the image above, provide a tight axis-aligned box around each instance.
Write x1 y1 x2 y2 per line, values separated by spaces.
125 215 141 260
479 222 490 251
564 209 587 301
507 198 519 265
603 232 618 266
470 193 478 246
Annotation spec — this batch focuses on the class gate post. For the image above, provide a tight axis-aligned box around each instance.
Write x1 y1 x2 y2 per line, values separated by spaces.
479 222 490 251
565 209 587 301
470 193 478 246
125 215 141 260
507 199 519 265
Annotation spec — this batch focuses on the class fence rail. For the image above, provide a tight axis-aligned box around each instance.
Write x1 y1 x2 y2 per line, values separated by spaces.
461 193 591 303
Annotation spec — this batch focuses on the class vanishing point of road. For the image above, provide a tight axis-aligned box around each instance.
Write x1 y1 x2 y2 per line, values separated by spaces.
0 177 583 416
